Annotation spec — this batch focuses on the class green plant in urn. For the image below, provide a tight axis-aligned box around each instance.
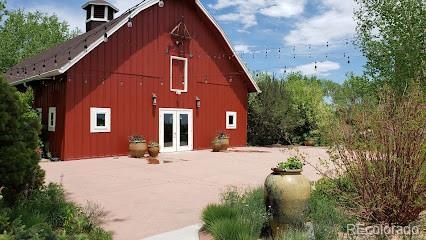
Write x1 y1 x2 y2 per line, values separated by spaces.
264 156 311 236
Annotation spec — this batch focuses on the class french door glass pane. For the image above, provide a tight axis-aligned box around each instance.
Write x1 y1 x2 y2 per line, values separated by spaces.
164 113 174 147
179 114 188 147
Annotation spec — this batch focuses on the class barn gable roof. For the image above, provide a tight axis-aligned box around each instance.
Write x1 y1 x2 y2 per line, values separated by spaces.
5 0 260 93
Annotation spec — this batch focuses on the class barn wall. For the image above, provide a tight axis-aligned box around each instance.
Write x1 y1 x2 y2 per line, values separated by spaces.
63 0 249 160
32 76 67 158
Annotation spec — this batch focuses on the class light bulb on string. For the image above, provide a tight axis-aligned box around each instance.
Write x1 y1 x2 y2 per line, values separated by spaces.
308 44 312 58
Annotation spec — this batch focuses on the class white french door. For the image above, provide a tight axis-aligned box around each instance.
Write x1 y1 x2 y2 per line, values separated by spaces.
159 108 193 153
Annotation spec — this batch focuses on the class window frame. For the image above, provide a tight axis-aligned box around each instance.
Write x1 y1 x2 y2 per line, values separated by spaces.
90 107 111 133
226 111 237 129
170 56 188 93
48 107 56 132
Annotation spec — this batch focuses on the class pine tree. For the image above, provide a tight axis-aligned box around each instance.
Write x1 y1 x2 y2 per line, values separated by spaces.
0 75 44 204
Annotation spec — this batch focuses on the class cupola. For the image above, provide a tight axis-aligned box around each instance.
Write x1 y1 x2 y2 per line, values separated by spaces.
82 0 119 32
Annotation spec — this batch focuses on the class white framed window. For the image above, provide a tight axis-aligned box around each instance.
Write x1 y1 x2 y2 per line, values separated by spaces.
170 56 188 93
48 107 56 132
226 111 237 129
36 108 42 122
90 108 111 133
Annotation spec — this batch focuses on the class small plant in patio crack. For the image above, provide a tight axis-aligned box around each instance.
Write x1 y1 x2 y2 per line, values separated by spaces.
128 135 146 143
277 156 303 170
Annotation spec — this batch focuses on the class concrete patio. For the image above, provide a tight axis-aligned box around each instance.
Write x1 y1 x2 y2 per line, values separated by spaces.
40 146 329 240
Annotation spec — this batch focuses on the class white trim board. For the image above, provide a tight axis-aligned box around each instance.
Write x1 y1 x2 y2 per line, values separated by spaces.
11 0 260 93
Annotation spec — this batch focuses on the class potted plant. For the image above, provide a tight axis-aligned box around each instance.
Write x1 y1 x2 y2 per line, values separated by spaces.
211 137 222 152
217 132 229 151
128 135 147 158
264 156 311 236
148 141 160 157
303 131 318 146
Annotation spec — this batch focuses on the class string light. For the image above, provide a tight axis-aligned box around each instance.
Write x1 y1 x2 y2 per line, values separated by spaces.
127 17 133 28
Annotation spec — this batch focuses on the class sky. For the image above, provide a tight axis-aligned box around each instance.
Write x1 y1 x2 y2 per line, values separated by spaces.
6 0 366 83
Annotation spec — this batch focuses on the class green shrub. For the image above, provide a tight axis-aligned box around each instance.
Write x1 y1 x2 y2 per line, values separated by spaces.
221 187 267 237
0 76 44 204
0 184 112 239
329 84 426 225
202 204 237 232
202 187 268 240
308 179 356 240
210 218 253 240
278 228 308 240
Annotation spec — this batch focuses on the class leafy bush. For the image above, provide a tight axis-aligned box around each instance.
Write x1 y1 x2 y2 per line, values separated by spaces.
0 184 112 239
277 157 303 170
329 84 426 225
0 76 44 204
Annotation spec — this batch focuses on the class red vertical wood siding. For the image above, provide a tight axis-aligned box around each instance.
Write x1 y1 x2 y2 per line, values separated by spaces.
61 0 250 160
33 76 67 158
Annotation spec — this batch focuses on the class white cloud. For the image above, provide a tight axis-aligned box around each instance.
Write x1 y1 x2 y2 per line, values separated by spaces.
284 0 356 46
286 61 340 76
210 0 305 29
233 44 252 53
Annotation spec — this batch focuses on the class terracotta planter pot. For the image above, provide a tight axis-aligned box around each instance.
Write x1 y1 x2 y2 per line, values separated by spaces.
264 168 311 236
148 146 160 157
212 141 222 152
219 137 229 150
129 141 147 158
304 139 316 146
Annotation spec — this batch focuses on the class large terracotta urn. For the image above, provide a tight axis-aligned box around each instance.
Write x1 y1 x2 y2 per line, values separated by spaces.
129 141 147 158
264 168 311 235
219 137 229 151
212 138 222 152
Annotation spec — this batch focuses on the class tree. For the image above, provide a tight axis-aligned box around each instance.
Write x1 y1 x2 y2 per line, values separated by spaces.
248 73 334 145
282 74 333 144
0 1 5 22
355 0 426 94
0 75 44 204
0 7 79 72
248 73 290 145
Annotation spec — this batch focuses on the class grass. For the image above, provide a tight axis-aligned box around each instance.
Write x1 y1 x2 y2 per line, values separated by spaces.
0 183 111 240
201 180 355 240
201 187 268 240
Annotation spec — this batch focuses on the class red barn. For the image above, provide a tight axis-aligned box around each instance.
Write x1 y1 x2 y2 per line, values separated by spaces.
6 0 260 161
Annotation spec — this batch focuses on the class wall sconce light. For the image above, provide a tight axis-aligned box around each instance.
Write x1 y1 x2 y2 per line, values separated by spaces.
196 96 201 108
152 93 157 106
159 0 164 8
